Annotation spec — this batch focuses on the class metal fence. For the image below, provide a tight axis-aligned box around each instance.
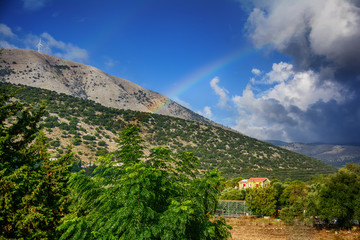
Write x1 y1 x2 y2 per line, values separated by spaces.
215 200 251 217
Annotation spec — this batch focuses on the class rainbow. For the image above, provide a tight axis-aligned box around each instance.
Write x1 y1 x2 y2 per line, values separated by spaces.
149 47 253 115
86 4 254 117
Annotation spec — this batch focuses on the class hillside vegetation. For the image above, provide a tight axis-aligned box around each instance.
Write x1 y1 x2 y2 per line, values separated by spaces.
0 82 336 180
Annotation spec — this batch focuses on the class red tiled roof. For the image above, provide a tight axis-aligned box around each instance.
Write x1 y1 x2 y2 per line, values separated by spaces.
248 178 269 182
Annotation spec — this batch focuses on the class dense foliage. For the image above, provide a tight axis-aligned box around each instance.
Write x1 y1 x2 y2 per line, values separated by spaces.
0 87 72 239
221 163 360 229
58 126 232 239
245 186 277 216
305 164 360 229
0 82 337 181
2 52 356 235
218 188 245 201
1 77 359 235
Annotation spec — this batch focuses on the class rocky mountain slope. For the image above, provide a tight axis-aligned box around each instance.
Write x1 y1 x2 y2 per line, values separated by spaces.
0 48 213 125
267 141 360 168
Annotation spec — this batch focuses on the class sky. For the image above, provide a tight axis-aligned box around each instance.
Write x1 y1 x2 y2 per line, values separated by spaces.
1 0 360 145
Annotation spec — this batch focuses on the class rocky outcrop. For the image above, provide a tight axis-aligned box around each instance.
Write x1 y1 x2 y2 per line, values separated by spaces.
0 48 214 125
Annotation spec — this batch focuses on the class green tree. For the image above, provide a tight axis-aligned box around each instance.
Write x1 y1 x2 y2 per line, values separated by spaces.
345 162 360 176
58 126 231 239
115 125 144 166
224 176 243 188
219 188 245 200
0 88 73 239
306 168 360 229
245 186 277 216
279 181 308 223
98 140 107 146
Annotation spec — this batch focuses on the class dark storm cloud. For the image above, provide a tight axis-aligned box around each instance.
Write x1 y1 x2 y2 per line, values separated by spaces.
232 0 360 144
246 0 360 75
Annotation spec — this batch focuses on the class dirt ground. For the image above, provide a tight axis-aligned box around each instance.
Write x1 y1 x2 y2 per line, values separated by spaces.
226 217 360 240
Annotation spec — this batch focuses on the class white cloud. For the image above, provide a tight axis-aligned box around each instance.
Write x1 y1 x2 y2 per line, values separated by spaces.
230 63 350 141
0 24 88 63
210 77 229 108
266 69 345 111
0 41 18 49
21 32 88 62
246 1 309 49
203 106 212 118
39 32 88 62
0 24 16 38
234 0 360 143
246 0 360 66
251 68 261 76
251 62 294 85
265 62 293 84
22 0 51 11
197 106 212 119
104 57 118 68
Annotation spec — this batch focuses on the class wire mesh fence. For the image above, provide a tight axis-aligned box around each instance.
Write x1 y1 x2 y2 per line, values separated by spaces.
215 200 251 217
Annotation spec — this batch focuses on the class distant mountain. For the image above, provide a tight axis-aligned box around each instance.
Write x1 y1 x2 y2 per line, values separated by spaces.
266 140 290 147
0 48 215 126
268 141 360 168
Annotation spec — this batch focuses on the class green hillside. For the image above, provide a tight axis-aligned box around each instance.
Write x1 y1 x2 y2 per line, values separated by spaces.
1 82 336 181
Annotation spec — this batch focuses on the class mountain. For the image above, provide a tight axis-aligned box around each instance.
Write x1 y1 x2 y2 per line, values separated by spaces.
0 48 337 180
0 48 214 126
268 141 360 168
0 81 337 181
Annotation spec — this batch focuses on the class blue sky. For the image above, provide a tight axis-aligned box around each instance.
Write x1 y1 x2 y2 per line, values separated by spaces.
1 0 360 145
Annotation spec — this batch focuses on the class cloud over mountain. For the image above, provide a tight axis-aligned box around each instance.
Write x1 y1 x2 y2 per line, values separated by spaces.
228 0 360 144
0 23 88 63
210 77 229 109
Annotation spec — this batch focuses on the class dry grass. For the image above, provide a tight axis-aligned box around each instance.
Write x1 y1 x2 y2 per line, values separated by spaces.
226 217 360 240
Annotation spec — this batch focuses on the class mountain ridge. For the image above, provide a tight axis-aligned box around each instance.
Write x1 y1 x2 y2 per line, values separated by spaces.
267 140 360 168
0 48 217 126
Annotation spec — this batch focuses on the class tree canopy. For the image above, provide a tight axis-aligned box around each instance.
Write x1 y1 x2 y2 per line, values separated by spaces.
58 125 232 239
0 87 73 239
245 185 277 216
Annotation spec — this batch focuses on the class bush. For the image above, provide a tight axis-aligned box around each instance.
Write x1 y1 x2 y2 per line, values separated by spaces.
82 135 96 141
219 188 245 200
50 140 61 147
72 138 82 146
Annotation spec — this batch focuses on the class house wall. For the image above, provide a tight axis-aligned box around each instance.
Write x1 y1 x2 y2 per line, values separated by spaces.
238 178 270 189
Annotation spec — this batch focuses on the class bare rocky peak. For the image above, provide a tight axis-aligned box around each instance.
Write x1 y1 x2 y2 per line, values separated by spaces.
1 48 214 125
